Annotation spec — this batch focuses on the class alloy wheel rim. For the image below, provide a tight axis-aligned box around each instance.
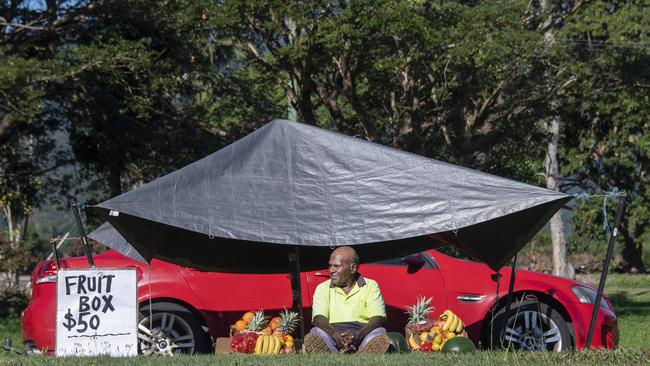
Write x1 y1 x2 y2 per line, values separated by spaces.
137 312 196 355
503 310 563 351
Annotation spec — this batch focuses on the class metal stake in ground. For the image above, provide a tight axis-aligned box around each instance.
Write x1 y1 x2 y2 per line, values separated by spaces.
504 254 518 328
50 229 61 269
71 198 95 268
289 245 305 342
585 193 626 349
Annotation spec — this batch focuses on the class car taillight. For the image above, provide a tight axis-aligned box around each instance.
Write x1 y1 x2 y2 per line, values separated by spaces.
35 260 67 284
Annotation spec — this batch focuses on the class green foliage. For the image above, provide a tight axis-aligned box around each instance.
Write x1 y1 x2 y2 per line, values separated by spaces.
1 0 648 273
0 289 28 318
209 0 550 183
0 316 21 353
0 241 28 277
557 1 650 272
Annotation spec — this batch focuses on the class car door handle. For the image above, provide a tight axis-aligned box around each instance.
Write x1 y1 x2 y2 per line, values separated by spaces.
314 272 330 278
457 294 485 302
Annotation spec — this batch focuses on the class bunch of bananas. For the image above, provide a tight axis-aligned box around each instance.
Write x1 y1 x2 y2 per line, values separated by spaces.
407 332 424 351
440 309 464 334
254 335 283 355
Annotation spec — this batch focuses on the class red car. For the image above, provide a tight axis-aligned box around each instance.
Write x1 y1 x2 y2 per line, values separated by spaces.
21 249 618 355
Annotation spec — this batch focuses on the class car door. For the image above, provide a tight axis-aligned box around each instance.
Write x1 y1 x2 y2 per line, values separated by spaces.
304 252 448 333
427 250 504 342
179 268 309 337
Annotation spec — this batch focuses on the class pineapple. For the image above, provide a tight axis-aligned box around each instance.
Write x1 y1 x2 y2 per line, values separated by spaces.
245 310 268 332
405 296 434 332
277 308 301 336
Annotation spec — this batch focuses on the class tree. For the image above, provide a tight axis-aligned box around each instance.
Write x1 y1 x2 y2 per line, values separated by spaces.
4 0 646 275
211 0 552 180
210 0 646 272
537 0 581 279
0 0 88 286
0 0 280 279
559 1 649 272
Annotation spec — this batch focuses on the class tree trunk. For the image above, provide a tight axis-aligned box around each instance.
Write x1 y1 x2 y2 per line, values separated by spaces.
545 117 574 279
540 0 573 279
109 163 122 198
297 85 317 126
1 203 25 290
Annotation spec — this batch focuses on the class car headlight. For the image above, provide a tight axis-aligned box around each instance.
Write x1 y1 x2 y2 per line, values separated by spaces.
571 285 610 310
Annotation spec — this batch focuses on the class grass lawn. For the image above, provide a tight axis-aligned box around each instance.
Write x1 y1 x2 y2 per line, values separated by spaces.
577 273 650 350
0 317 21 354
0 273 647 365
0 350 647 366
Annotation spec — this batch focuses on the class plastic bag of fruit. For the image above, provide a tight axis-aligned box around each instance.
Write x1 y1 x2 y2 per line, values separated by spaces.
230 309 301 355
404 297 469 352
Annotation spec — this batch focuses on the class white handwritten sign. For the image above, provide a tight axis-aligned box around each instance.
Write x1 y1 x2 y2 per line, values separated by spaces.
56 268 138 356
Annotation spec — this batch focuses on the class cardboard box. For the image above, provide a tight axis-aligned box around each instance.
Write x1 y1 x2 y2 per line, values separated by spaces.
214 337 233 354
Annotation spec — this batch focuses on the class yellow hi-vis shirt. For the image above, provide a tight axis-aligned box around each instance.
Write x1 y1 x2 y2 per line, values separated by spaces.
311 275 386 324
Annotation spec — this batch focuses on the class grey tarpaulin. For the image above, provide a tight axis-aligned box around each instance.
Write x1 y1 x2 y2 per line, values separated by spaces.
88 222 148 264
92 119 571 273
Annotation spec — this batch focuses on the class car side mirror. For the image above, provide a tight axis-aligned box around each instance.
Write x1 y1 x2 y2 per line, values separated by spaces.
401 254 425 274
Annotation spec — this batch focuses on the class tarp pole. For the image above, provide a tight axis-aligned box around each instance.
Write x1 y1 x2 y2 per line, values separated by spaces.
504 254 518 323
289 245 305 342
71 199 95 268
50 229 61 269
585 193 626 349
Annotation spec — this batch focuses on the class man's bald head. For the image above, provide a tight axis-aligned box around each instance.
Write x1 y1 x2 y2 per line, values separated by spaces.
331 246 359 265
329 246 360 287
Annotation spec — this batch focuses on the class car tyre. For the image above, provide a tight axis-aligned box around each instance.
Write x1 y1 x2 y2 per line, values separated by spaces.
138 302 207 356
487 300 573 352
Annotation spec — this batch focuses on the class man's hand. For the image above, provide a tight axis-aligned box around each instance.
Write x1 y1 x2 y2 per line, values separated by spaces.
345 329 361 342
338 331 357 354
332 331 348 349
314 315 355 351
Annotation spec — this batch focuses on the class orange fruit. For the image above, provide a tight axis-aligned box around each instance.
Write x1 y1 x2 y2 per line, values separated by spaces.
269 317 281 331
234 320 247 332
284 335 293 343
242 311 254 323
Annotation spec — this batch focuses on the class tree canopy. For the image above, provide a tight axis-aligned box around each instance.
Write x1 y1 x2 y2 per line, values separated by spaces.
1 0 647 273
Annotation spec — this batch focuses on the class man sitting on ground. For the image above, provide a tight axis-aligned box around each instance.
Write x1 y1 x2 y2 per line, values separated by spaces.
304 246 390 354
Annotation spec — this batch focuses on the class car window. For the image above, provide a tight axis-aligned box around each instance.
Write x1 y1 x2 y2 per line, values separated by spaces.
47 236 107 261
370 254 435 269
434 245 478 263
371 258 404 266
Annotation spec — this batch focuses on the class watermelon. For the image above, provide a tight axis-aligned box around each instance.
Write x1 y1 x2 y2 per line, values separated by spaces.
441 336 475 353
386 332 408 353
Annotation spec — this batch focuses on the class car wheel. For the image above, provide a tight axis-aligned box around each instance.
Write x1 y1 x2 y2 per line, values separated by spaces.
488 300 573 351
138 302 207 356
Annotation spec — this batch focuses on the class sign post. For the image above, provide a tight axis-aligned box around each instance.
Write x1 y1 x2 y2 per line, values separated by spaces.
56 268 138 356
